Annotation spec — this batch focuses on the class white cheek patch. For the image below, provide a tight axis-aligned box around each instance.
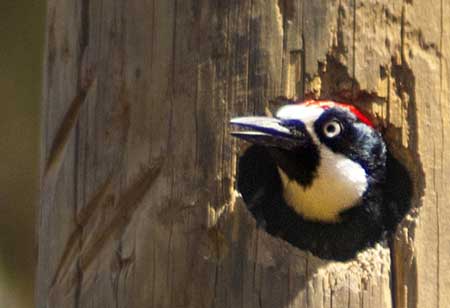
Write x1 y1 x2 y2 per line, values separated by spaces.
276 105 368 222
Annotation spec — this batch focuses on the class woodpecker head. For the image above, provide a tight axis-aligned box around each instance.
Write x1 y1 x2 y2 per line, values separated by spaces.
231 100 386 223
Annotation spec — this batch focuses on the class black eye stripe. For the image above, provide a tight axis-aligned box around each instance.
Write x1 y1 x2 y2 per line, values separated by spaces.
315 109 347 139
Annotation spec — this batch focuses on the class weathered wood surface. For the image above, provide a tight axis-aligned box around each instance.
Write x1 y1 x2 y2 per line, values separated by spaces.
38 1 449 307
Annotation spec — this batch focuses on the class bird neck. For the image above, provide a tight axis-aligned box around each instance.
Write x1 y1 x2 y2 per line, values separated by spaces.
277 146 369 223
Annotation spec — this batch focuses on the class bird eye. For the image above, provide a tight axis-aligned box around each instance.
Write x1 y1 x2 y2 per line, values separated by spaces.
323 120 342 138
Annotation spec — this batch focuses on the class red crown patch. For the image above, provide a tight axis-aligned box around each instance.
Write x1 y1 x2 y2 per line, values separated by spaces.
300 100 374 128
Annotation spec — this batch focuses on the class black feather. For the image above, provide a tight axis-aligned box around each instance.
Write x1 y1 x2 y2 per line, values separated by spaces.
237 145 412 261
382 151 413 232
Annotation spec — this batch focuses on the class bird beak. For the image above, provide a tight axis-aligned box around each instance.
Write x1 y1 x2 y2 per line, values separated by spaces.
230 116 306 150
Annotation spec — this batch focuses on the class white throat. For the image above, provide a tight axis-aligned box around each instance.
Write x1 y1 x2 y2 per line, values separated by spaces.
277 145 368 223
275 103 369 223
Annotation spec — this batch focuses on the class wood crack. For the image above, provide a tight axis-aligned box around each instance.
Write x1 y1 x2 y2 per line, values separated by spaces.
79 162 163 270
49 161 163 292
44 75 96 178
247 0 254 114
73 260 83 308
351 0 356 98
436 1 444 306
80 0 90 54
50 173 113 287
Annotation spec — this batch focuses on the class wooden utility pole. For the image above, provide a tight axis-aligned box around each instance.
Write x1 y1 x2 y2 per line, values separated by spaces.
38 1 450 307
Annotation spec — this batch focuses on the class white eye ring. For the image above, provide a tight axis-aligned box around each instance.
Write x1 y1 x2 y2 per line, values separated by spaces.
323 120 342 138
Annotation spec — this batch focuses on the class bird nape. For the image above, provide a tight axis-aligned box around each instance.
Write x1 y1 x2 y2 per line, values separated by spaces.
230 100 412 261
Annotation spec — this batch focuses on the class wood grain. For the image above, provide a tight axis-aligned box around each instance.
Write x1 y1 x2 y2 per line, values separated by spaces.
38 1 449 307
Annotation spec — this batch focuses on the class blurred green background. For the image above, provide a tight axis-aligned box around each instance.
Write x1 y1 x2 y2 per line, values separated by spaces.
0 1 46 307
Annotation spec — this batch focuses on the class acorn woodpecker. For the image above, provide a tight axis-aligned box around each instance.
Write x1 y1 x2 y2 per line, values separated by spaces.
230 100 412 261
